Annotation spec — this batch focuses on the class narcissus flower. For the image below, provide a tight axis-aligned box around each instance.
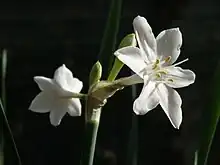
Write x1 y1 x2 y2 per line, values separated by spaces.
29 64 83 126
114 16 195 129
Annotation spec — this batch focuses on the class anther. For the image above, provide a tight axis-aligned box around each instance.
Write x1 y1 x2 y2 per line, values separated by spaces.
167 79 174 82
164 56 171 63
155 59 160 64
156 73 161 78
158 70 167 74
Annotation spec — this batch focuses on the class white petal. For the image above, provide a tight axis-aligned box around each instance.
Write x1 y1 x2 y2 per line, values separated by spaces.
67 99 81 116
156 28 182 64
29 92 53 113
53 64 83 93
49 100 67 126
133 80 159 115
34 76 54 91
157 84 182 129
133 16 157 62
114 46 146 78
165 66 196 88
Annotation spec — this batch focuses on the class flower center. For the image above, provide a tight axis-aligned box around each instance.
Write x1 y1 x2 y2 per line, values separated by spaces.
144 56 188 84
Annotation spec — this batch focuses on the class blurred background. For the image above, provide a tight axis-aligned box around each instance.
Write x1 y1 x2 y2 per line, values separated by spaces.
1 0 220 165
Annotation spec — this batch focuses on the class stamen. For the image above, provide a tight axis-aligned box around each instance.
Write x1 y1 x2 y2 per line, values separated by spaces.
156 73 161 78
173 58 189 66
155 59 160 64
164 56 171 63
157 70 167 74
167 79 174 82
152 59 160 70
152 64 157 70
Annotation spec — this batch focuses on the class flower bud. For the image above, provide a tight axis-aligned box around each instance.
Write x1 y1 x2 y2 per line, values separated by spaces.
89 61 102 86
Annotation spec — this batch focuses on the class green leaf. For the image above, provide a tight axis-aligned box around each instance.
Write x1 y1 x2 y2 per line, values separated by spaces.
0 99 22 165
197 63 220 165
1 49 7 110
0 49 7 165
97 0 123 78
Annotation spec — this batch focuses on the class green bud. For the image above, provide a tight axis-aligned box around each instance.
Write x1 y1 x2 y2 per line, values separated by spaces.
89 61 102 86
107 33 137 81
118 33 137 48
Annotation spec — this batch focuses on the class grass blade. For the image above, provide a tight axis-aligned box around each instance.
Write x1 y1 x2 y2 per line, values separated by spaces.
97 0 123 78
197 63 220 165
0 99 22 165
0 49 7 165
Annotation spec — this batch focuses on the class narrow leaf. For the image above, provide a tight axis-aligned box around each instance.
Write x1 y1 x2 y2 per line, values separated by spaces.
97 0 123 78
0 99 22 165
197 63 220 165
0 49 7 165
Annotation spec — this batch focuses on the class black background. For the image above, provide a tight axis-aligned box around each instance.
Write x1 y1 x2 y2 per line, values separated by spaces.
1 0 220 165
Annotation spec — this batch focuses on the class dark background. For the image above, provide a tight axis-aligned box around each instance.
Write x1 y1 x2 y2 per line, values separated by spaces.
1 0 220 165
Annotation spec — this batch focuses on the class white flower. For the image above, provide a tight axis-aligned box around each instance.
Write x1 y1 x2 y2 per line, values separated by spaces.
29 64 83 126
114 16 195 129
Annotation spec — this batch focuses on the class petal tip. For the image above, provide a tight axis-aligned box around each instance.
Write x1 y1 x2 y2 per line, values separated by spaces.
33 76 40 82
133 101 147 116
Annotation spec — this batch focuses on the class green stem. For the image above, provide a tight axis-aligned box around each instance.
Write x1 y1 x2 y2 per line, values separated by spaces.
107 58 123 81
82 98 102 165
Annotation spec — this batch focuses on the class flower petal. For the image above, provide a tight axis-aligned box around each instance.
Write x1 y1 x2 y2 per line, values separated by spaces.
133 80 159 115
29 92 53 113
157 84 182 129
53 64 83 93
67 99 81 116
49 101 67 126
34 76 54 91
114 46 146 78
156 28 182 64
133 16 157 62
165 66 196 88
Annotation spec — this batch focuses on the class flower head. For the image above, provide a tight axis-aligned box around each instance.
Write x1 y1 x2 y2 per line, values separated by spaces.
114 16 195 129
29 64 83 126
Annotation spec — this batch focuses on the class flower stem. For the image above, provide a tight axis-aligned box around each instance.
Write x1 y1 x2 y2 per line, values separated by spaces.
81 98 101 165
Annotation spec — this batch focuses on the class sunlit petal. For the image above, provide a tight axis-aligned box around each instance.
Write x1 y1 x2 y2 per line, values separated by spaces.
53 64 83 93
29 92 53 113
34 76 54 91
49 101 67 126
157 84 182 129
156 28 182 64
67 99 81 116
165 66 196 88
114 46 146 78
133 80 159 115
133 16 157 62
